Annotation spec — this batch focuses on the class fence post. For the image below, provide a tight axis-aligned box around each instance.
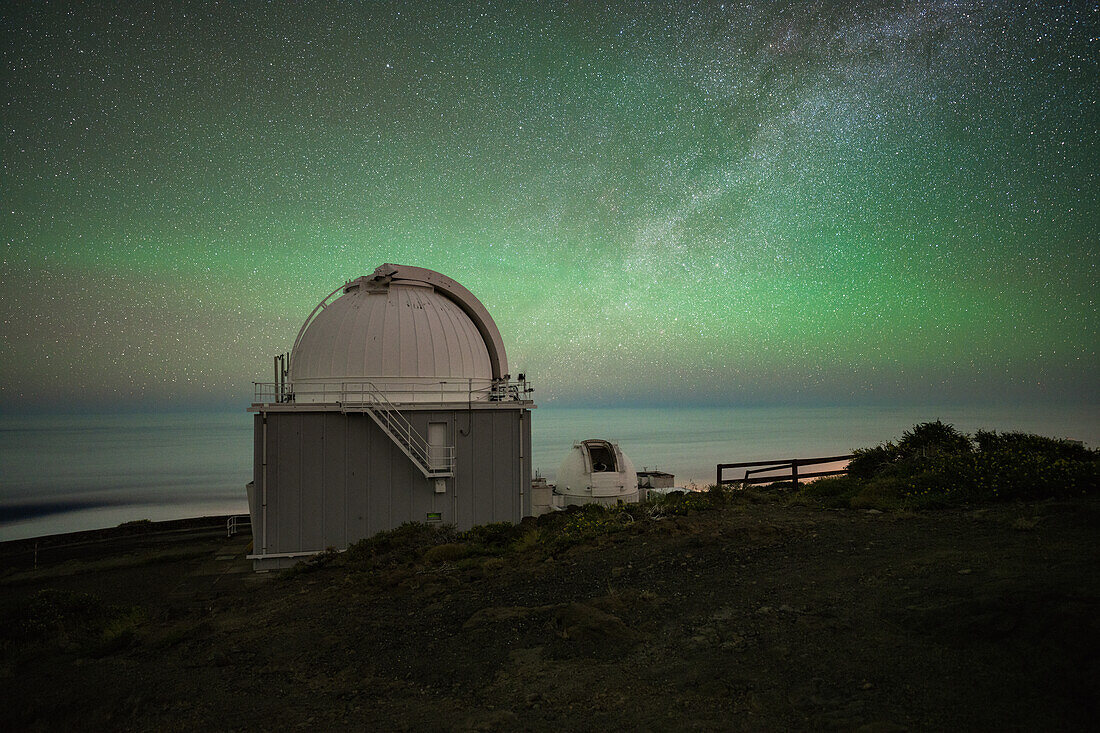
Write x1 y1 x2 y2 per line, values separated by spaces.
791 459 799 489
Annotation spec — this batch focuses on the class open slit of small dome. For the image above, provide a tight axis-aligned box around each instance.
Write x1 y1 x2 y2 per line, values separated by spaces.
585 440 618 473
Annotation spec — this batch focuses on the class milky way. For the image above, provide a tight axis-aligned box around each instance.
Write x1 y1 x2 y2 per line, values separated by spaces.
2 1 1096 409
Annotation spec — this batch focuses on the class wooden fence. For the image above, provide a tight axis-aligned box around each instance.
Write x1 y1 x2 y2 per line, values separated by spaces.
716 453 855 489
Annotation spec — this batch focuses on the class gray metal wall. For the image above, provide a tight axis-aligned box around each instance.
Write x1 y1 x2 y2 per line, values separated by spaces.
250 406 531 569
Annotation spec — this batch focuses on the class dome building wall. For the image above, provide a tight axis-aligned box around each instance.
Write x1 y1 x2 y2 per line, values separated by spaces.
246 264 534 570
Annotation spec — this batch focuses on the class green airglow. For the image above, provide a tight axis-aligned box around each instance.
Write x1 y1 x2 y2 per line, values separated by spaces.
2 2 1095 409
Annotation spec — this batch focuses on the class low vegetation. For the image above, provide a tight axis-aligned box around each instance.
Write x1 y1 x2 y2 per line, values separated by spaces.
6 421 1091 663
1 423 1096 730
290 488 729 578
289 422 1096 577
0 589 145 658
797 420 1098 510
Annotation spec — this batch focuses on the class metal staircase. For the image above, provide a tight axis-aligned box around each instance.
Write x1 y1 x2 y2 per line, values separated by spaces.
339 383 455 478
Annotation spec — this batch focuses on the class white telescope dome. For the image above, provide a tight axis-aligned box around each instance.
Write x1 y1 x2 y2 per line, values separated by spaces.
289 264 508 403
555 439 638 507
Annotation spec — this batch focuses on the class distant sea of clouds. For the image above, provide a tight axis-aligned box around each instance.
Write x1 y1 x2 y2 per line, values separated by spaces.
1 404 1096 541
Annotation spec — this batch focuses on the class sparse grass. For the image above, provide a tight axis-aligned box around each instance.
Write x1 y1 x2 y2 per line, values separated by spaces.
118 518 153 527
1 547 213 585
143 619 210 650
288 487 732 575
645 489 718 515
285 546 342 574
344 522 457 565
511 528 543 554
461 522 523 554
0 589 145 657
94 607 146 656
422 542 475 564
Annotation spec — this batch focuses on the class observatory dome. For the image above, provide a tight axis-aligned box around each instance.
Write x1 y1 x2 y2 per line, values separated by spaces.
289 264 508 403
555 439 638 507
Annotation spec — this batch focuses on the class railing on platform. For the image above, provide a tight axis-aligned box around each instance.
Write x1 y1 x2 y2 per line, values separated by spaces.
717 454 855 489
252 377 532 405
226 514 251 538
250 376 533 480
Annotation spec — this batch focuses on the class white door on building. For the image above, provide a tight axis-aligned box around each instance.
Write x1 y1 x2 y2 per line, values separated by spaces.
428 422 449 472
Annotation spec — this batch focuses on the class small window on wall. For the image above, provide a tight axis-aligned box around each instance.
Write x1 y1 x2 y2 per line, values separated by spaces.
428 422 449 472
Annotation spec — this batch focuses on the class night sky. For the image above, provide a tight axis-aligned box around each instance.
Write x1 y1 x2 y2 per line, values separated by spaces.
3 1 1097 410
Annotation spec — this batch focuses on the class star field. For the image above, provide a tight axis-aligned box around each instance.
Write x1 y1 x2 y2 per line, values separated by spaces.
2 1 1096 409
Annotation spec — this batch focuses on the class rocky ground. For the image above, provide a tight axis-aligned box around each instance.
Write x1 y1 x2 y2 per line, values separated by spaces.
1 494 1097 731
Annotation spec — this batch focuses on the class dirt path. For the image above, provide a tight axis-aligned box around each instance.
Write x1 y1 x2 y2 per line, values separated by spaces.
2 497 1097 731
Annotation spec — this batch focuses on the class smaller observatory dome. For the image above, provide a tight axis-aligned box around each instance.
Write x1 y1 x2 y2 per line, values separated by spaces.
289 264 508 403
555 439 638 507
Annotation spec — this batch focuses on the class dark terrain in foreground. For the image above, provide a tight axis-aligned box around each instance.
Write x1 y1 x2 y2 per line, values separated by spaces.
1 495 1097 731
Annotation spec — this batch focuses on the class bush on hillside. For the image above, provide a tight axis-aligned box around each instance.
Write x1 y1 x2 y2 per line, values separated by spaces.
895 420 973 459
846 443 897 479
799 422 1097 510
0 589 144 655
342 521 458 567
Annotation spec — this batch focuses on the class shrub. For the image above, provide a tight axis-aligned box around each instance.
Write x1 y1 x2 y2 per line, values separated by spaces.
460 522 522 554
847 422 973 481
847 443 896 479
802 474 859 499
974 431 1092 462
800 475 860 508
895 420 972 460
511 528 543 554
558 503 627 540
972 443 1098 501
344 522 457 566
796 421 1097 510
5 589 108 646
94 607 146 655
647 489 714 515
849 480 905 510
422 542 474 564
291 546 341 573
0 589 143 654
706 483 730 505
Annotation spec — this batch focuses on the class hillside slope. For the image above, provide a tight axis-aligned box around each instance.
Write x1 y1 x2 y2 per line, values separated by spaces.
2 495 1098 731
